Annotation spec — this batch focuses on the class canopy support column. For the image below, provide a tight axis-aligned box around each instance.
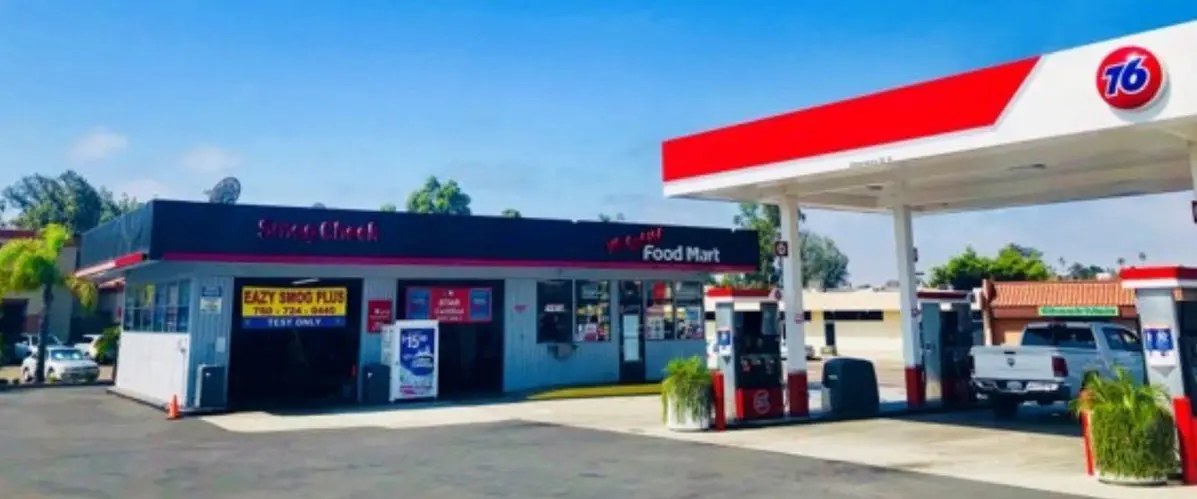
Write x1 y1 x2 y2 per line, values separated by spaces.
1190 142 1197 197
778 196 809 418
892 204 924 408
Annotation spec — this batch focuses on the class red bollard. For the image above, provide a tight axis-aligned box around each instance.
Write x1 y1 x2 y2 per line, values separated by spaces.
1173 397 1197 485
711 371 726 432
787 371 809 418
1079 408 1095 476
904 365 925 408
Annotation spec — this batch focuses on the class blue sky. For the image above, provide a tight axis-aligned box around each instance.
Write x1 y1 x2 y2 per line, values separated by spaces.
1 1 1195 284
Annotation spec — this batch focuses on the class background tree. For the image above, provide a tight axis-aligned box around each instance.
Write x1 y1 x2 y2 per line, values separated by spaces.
927 244 1052 290
379 203 398 212
800 232 851 290
405 176 471 215
597 212 626 222
500 208 522 218
2 171 141 232
731 202 848 289
1061 262 1107 280
0 224 98 382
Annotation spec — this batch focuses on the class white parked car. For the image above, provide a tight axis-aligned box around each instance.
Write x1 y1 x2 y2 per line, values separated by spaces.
779 336 817 360
74 334 113 363
970 321 1146 418
11 333 65 362
21 346 100 383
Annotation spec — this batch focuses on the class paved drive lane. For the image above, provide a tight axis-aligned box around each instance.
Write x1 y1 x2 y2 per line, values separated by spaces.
0 388 1088 499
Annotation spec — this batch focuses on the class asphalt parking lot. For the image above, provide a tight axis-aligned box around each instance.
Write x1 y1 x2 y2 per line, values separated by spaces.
0 387 1090 499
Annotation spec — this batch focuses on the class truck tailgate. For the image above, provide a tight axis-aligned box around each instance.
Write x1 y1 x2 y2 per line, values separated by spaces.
972 346 1059 381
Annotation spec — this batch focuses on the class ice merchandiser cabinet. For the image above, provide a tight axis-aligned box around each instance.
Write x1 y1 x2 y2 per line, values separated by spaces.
381 320 441 402
714 301 785 421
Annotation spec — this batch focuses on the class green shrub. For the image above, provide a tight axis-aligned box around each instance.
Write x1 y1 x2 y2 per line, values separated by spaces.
1071 367 1178 480
95 326 120 363
661 356 711 422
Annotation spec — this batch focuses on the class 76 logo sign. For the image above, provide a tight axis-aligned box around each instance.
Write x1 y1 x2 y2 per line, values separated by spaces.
1096 46 1165 111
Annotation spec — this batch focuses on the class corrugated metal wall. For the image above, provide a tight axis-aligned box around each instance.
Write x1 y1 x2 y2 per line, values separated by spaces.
502 278 619 392
115 264 201 407
644 341 704 381
357 278 397 400
115 261 714 407
187 276 234 407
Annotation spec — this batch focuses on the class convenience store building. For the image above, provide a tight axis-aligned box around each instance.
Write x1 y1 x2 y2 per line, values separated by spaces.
77 200 757 411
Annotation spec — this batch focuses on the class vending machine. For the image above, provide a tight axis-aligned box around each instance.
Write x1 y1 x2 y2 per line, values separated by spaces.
714 301 785 421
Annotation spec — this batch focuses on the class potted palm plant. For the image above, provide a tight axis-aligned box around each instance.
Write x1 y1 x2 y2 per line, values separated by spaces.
661 356 712 431
1071 368 1177 486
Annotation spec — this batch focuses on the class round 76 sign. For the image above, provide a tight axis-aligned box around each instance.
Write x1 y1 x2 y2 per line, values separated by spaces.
1096 45 1166 111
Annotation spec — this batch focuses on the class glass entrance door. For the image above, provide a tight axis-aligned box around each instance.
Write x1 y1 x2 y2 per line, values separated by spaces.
619 281 646 383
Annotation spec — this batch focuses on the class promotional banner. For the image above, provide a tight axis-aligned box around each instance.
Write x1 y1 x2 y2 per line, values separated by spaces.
366 299 393 333
394 320 439 401
406 287 492 323
240 286 348 329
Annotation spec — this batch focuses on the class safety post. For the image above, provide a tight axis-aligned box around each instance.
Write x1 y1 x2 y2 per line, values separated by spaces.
1078 389 1094 476
787 372 809 418
1173 397 1197 485
711 371 726 432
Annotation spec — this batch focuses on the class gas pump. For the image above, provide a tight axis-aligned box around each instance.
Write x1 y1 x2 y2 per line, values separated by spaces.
1121 266 1197 484
918 292 978 408
714 300 785 421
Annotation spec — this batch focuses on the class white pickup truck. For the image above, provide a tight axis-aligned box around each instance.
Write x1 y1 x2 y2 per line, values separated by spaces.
969 321 1146 418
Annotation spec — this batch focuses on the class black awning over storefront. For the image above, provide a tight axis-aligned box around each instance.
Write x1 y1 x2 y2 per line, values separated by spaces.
79 200 759 273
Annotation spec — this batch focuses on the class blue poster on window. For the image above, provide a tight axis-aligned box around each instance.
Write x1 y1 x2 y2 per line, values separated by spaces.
397 326 438 400
468 288 492 322
406 288 430 320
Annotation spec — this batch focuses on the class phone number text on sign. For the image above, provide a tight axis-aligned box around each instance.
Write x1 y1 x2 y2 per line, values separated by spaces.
240 286 348 329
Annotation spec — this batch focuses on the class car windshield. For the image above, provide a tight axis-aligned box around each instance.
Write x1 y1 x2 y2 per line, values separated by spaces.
48 349 86 361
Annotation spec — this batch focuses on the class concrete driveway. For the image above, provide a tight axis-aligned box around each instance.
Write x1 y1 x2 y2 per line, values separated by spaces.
1 387 1094 499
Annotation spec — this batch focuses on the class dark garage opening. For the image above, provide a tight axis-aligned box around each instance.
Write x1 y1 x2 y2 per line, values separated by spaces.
397 280 504 398
1 299 27 361
228 277 362 411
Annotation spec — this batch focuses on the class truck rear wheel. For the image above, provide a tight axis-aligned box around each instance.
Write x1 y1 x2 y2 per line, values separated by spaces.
991 396 1020 419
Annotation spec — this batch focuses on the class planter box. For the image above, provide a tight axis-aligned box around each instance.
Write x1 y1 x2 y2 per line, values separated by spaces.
1097 472 1167 487
664 394 711 432
1087 411 1173 487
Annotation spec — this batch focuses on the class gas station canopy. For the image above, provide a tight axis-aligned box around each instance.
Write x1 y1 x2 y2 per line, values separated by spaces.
661 21 1197 214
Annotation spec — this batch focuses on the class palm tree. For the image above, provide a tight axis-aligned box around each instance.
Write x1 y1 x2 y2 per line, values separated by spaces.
0 224 98 382
1138 252 1147 264
1116 257 1127 268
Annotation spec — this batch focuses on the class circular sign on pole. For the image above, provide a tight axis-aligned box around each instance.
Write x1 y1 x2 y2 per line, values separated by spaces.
773 240 789 257
753 390 771 415
1096 46 1166 111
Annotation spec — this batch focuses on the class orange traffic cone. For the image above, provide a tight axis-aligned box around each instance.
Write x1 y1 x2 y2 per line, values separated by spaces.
167 395 181 420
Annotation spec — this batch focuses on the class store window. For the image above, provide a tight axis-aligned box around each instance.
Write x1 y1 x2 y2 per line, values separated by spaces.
574 280 611 342
672 281 705 340
124 280 192 333
537 280 573 343
824 310 884 322
645 281 675 340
